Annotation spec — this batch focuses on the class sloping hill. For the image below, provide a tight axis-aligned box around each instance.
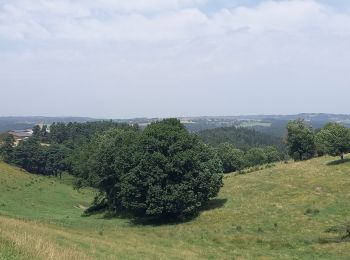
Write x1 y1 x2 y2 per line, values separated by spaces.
0 157 350 259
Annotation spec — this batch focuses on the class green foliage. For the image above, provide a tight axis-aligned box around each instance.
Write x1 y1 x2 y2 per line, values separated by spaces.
217 143 246 173
198 126 285 151
11 139 47 173
3 121 137 178
315 129 327 157
0 133 15 162
32 125 49 142
244 148 268 167
45 145 72 178
49 121 136 147
216 144 281 174
315 123 350 160
286 119 316 161
8 139 71 176
264 146 281 163
75 119 224 219
74 128 140 211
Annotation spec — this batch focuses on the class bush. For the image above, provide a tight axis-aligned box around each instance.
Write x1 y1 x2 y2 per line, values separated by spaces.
217 143 246 173
244 148 268 167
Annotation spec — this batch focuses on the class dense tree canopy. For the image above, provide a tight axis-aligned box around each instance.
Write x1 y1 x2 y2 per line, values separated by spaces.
7 139 70 176
49 121 136 147
315 123 350 160
74 119 224 219
0 121 137 177
198 126 285 151
286 120 316 161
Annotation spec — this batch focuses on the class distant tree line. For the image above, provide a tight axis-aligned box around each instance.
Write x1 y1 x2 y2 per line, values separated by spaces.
197 125 285 173
0 121 136 177
286 120 350 161
0 121 286 178
198 125 286 152
216 143 281 173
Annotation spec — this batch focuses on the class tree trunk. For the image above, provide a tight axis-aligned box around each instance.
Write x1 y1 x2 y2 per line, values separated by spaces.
341 153 344 161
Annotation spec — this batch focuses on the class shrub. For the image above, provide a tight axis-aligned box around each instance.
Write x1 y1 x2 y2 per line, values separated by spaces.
217 143 245 173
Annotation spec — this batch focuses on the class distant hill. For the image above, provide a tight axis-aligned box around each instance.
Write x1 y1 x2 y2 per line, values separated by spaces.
1 113 350 136
198 126 285 151
0 117 94 132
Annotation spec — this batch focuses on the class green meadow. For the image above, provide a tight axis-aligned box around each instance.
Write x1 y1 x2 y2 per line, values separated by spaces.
0 156 350 259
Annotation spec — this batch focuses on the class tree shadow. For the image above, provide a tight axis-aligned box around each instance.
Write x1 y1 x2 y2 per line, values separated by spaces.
82 206 133 221
81 198 228 226
201 198 228 211
326 158 350 166
131 198 228 226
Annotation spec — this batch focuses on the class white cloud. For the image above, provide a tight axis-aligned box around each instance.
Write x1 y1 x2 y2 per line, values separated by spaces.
0 0 350 117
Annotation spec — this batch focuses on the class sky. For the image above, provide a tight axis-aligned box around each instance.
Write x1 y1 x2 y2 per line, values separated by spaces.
1 0 350 118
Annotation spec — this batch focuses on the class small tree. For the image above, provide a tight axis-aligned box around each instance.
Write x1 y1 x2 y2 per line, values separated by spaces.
316 123 350 160
244 148 268 167
286 119 316 161
264 146 281 163
217 143 245 173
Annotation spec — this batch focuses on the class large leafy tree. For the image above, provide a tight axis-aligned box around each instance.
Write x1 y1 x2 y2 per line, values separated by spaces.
77 119 223 219
316 123 350 160
83 128 140 212
286 120 316 161
121 119 223 218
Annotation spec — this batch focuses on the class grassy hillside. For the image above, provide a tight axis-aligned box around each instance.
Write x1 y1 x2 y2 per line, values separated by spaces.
0 157 350 259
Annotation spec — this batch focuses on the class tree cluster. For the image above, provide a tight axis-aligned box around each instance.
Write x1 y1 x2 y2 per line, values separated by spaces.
286 120 350 161
0 121 136 177
1 137 71 177
216 143 281 173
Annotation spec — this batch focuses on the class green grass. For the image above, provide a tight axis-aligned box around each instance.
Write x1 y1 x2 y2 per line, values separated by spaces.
1 157 350 259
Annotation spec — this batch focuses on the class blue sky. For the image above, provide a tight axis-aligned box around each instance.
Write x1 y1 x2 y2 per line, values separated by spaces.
1 0 350 118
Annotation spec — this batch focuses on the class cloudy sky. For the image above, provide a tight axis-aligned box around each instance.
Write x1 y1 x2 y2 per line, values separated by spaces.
1 0 350 118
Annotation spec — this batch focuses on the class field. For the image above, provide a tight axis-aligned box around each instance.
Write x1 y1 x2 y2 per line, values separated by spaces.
0 157 350 259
